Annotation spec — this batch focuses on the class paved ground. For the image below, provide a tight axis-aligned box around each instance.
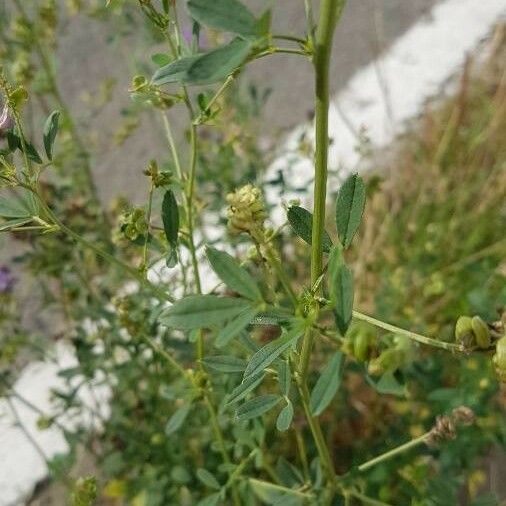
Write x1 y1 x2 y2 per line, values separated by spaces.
55 0 439 203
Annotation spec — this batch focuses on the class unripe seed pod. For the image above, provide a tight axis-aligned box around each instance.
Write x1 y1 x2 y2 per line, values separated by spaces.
455 316 474 347
471 316 491 349
493 336 506 383
354 332 373 362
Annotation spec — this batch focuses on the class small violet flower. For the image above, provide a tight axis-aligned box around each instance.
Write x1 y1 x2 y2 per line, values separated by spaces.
0 266 16 293
0 102 14 137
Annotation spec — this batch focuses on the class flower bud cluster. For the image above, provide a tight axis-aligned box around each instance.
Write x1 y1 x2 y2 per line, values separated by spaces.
117 207 148 242
226 184 267 241
143 159 172 188
71 476 98 506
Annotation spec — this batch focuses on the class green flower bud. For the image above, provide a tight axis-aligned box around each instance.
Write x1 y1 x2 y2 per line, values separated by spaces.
354 332 374 362
455 316 473 347
471 316 490 349
226 184 267 240
493 336 506 383
71 476 97 506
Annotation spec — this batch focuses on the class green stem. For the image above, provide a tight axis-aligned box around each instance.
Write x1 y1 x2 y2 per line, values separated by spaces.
141 182 154 274
352 310 464 352
295 0 346 492
296 332 336 486
34 191 174 303
195 74 235 124
357 433 429 473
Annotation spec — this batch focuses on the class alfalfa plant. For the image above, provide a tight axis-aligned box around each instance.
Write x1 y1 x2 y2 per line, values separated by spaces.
1 1 505 504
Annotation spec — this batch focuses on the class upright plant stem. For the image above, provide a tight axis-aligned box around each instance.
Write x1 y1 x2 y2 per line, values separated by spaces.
300 0 345 379
297 0 346 491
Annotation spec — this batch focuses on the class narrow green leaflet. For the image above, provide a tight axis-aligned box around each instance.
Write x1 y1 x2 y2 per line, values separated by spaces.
226 373 265 406
243 325 303 379
196 468 221 490
206 246 262 301
277 360 291 396
162 190 179 247
196 493 221 506
165 403 191 435
249 479 307 505
335 173 366 249
202 355 246 373
310 351 344 416
160 295 250 330
236 394 281 421
276 400 294 432
287 205 333 253
0 217 32 232
43 110 60 160
215 306 258 348
185 38 252 85
187 0 257 37
366 372 405 397
152 54 202 85
334 265 354 335
0 196 31 218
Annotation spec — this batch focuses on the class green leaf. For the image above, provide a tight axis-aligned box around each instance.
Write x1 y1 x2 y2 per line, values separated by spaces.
287 206 332 253
151 53 171 67
152 54 202 85
196 468 221 490
197 493 221 506
226 373 265 406
202 355 246 373
335 173 366 249
0 217 32 232
249 479 307 505
185 38 252 85
243 325 303 379
0 196 31 218
162 190 179 246
236 394 281 421
206 246 262 301
187 0 257 37
165 403 191 435
276 400 293 432
366 372 405 397
277 360 291 396
216 306 258 348
309 351 344 416
43 110 60 160
334 265 354 335
160 295 250 330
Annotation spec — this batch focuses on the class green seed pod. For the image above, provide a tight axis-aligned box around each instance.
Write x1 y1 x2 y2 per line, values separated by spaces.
455 316 474 347
493 336 506 383
471 316 491 349
354 332 373 362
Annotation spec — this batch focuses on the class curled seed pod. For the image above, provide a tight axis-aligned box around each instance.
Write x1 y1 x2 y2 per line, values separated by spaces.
455 316 474 347
471 316 491 349
493 336 506 383
354 332 374 362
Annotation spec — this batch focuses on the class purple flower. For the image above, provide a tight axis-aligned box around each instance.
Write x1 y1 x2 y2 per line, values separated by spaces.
0 102 14 137
0 266 16 293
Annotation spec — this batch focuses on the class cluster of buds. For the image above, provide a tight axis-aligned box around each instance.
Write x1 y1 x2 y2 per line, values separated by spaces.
454 315 491 349
143 159 172 188
71 476 98 506
425 406 475 447
38 0 58 43
117 207 148 242
130 75 179 110
226 184 267 241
